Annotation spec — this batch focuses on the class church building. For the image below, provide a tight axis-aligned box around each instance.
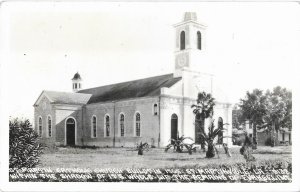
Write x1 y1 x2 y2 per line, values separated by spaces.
33 12 233 148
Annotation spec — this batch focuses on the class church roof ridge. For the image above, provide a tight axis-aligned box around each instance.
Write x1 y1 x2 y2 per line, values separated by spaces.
80 73 176 92
43 90 89 95
78 73 182 104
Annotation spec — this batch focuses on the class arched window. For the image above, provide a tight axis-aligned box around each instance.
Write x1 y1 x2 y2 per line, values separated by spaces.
47 116 52 137
180 31 185 50
135 113 141 137
171 114 178 143
105 115 110 137
120 114 125 137
153 103 158 115
197 31 202 50
91 116 97 138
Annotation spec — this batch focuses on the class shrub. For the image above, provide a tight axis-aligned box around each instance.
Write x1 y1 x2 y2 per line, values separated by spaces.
9 118 43 168
265 137 273 146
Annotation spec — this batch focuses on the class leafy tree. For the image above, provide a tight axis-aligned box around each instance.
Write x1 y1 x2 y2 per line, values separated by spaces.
270 86 292 130
239 87 292 148
9 118 43 168
191 92 215 151
239 89 268 149
263 86 292 146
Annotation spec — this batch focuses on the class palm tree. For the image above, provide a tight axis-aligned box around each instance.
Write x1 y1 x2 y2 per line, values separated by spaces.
192 92 215 119
191 91 215 154
199 120 230 158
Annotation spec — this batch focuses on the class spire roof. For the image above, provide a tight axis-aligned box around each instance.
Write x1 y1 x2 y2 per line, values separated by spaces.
72 72 82 80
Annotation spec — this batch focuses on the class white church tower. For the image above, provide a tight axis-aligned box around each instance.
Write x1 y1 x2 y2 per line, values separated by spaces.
72 72 82 92
173 12 213 99
174 12 211 75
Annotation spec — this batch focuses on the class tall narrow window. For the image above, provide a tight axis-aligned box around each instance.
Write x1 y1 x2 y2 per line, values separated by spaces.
153 104 158 115
105 115 110 137
197 31 201 50
180 31 185 50
120 114 125 137
135 113 141 137
47 116 52 137
92 116 97 138
38 117 42 137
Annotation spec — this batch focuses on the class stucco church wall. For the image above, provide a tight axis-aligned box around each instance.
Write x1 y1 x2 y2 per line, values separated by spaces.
159 96 184 147
161 81 183 98
34 96 56 146
83 97 160 148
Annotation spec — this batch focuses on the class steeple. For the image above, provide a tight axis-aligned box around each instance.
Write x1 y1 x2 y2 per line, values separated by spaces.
174 12 210 75
72 72 82 92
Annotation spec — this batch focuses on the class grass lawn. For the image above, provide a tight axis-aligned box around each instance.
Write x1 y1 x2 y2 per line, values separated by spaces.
38 145 292 169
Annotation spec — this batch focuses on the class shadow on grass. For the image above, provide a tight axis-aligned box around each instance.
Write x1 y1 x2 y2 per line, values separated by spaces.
253 150 291 155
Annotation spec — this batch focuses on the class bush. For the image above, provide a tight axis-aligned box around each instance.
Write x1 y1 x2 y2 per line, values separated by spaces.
265 137 273 146
233 134 245 146
9 118 43 168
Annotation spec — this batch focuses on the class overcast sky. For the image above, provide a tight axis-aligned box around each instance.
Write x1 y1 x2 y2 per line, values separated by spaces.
1 2 299 120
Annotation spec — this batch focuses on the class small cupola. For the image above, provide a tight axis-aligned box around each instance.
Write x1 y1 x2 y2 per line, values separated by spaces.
72 72 82 92
183 12 197 21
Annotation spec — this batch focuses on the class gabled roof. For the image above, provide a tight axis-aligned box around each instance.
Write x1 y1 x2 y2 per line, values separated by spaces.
34 90 92 106
78 73 182 104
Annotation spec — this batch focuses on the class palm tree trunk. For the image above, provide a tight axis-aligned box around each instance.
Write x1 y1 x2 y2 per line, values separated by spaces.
252 122 257 149
206 141 215 158
200 116 206 151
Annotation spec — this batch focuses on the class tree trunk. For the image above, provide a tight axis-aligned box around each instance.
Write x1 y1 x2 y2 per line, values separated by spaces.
206 142 215 158
200 117 206 151
271 122 276 147
252 122 257 149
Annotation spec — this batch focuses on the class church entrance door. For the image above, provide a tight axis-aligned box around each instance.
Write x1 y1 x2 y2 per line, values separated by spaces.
171 114 178 144
66 118 76 146
195 113 204 144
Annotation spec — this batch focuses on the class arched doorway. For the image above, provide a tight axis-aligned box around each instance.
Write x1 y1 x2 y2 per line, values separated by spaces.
66 118 76 146
217 117 223 144
171 114 178 143
195 113 204 144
